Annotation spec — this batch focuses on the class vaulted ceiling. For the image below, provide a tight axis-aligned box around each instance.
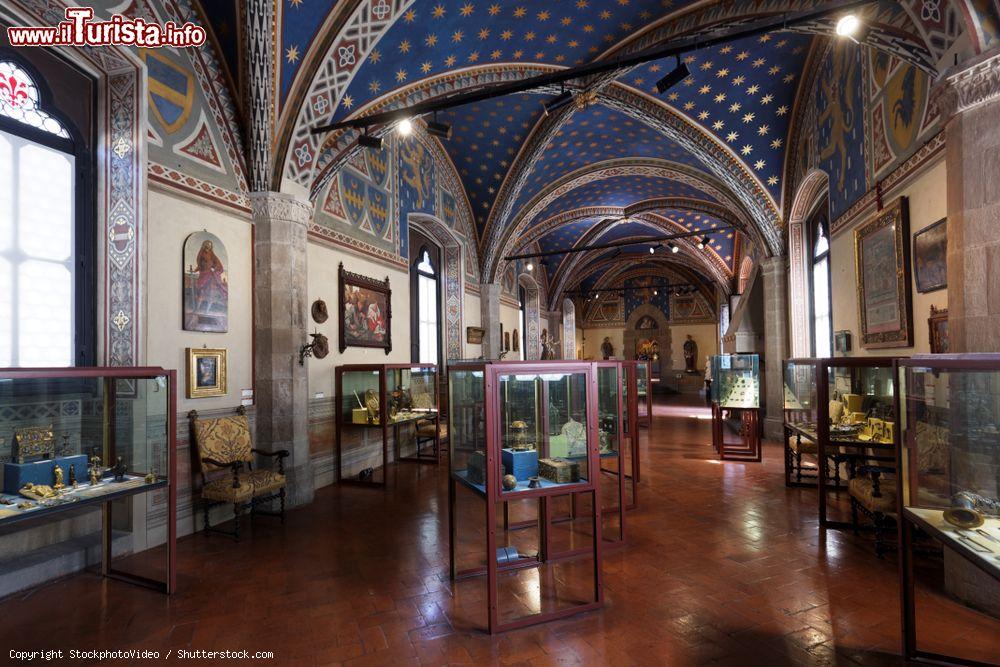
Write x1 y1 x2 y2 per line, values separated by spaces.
196 0 999 306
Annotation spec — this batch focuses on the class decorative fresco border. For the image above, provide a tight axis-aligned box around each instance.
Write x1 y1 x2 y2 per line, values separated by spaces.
148 163 252 216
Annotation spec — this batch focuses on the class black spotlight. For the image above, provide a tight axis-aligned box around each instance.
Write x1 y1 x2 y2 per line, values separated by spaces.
697 235 710 250
654 61 690 94
542 90 574 116
357 132 383 150
426 119 452 139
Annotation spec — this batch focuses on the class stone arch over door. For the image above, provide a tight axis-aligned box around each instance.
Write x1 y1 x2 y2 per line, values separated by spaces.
562 298 576 360
408 214 465 363
519 273 542 360
787 170 830 357
623 303 672 381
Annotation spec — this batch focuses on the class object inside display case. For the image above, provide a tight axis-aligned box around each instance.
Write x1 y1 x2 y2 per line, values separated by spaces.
826 365 895 444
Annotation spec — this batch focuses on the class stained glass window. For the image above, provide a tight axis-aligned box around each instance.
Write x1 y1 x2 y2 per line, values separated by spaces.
0 61 69 138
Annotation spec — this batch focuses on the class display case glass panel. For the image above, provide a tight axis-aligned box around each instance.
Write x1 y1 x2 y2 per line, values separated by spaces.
449 366 486 485
825 363 895 444
596 365 620 457
784 359 818 429
711 354 760 409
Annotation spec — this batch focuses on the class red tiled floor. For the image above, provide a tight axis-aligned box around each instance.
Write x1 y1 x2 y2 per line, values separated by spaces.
1 394 997 666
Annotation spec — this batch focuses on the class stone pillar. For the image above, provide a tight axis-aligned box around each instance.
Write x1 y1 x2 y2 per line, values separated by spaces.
940 49 1000 352
480 283 501 359
761 256 789 441
252 192 314 506
562 299 576 360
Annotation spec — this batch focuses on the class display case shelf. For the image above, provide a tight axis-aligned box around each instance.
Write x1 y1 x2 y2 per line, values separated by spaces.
335 364 439 486
0 367 176 595
896 355 1000 666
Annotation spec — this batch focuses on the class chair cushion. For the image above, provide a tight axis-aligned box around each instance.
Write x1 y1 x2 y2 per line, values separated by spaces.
194 415 253 471
202 469 286 504
788 436 817 455
417 420 447 440
849 476 897 514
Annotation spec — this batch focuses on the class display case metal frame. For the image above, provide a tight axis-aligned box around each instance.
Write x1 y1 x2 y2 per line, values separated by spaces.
335 363 440 487
710 354 762 462
447 360 604 634
0 366 177 595
816 356 900 530
895 355 1000 667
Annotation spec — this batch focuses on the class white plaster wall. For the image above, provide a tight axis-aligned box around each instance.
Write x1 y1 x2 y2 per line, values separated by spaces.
669 323 719 372
580 327 625 359
306 242 412 398
463 291 482 359
500 302 523 359
830 159 948 356
145 188 253 412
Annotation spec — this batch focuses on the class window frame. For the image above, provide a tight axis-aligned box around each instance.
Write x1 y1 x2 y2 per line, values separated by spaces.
0 50 96 367
409 241 442 365
808 198 833 358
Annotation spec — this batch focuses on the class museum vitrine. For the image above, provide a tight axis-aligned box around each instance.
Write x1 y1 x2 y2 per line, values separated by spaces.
335 364 439 486
635 360 653 428
711 354 761 462
594 361 627 542
783 358 820 487
0 367 177 595
448 361 603 633
620 361 642 506
896 355 1000 666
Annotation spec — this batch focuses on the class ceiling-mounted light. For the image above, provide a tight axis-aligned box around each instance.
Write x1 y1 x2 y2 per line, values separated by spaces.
653 290 658 296
542 89 574 116
697 235 710 250
357 132 383 150
834 14 867 43
655 58 691 95
397 118 413 136
526 262 534 272
668 242 679 254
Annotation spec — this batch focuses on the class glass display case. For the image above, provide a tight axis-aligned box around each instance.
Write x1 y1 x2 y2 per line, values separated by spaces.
783 358 820 487
448 361 603 633
635 360 653 428
897 355 1000 666
711 354 762 462
0 367 177 595
594 361 627 543
620 361 641 506
335 364 439 486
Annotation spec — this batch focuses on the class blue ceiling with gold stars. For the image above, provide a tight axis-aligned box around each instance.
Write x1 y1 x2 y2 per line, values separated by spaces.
620 31 812 201
533 174 716 224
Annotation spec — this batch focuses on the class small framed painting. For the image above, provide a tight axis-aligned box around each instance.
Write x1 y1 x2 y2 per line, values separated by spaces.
913 218 947 293
187 348 227 398
466 327 485 344
854 197 913 349
928 306 949 354
339 263 391 354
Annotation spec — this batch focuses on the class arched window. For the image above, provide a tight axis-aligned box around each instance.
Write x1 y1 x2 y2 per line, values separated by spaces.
810 203 832 357
0 57 91 367
410 245 439 364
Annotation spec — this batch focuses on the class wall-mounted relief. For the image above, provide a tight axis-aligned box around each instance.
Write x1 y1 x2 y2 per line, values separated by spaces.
183 231 229 333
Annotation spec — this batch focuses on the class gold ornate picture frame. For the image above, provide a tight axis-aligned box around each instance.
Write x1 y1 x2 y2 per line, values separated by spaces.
186 348 227 398
854 197 913 349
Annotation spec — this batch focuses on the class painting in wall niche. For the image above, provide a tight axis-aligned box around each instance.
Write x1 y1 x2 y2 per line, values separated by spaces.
854 197 912 349
339 263 391 354
913 218 947 293
183 231 229 333
186 347 227 399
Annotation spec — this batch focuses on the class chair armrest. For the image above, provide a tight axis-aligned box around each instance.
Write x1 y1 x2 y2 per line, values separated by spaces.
201 458 243 488
252 448 290 458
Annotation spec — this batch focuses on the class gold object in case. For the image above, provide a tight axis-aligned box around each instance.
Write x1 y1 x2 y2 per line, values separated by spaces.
13 425 55 464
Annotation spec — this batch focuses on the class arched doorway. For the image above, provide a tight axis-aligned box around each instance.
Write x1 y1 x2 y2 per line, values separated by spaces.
623 303 671 382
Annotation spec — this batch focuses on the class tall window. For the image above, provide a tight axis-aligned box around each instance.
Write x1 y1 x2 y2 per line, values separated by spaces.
412 248 439 364
811 205 832 358
0 60 83 367
518 285 526 357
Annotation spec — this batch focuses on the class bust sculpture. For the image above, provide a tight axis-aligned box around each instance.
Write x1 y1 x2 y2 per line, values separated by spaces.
683 335 698 374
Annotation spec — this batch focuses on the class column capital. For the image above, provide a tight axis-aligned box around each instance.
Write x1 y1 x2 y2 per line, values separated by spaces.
937 48 1000 120
250 191 312 225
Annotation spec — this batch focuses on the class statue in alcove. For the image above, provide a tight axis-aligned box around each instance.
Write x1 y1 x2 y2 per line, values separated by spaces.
601 337 614 360
683 335 698 374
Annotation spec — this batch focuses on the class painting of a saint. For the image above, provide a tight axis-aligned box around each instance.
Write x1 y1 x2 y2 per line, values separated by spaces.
183 231 228 332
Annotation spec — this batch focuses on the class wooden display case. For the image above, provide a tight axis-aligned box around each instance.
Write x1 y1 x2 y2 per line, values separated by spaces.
710 354 762 462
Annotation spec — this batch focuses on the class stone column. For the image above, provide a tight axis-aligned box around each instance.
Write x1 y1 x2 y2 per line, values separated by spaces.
252 192 314 506
940 49 1000 352
480 283 501 359
761 256 789 441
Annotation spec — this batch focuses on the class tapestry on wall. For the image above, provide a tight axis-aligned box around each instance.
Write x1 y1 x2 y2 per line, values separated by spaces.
183 231 229 333
854 197 912 349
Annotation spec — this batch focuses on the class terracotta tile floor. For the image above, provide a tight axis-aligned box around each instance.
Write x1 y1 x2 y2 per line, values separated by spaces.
2 396 997 666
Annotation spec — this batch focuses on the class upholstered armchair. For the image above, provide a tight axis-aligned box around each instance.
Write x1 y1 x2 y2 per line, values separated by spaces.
849 464 897 558
188 407 288 539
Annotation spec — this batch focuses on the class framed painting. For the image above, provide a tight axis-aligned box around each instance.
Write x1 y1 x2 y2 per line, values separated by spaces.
928 306 949 354
339 263 391 353
183 231 228 332
913 218 947 293
854 197 913 348
503 331 511 352
512 329 519 352
466 327 484 344
186 348 227 398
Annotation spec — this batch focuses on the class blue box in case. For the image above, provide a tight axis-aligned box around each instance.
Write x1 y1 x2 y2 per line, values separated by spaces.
3 454 89 495
501 448 538 481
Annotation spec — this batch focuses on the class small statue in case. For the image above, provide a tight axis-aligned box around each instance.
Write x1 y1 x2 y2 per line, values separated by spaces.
112 456 126 482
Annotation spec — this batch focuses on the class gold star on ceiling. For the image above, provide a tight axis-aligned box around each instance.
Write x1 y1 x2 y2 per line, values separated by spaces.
398 39 411 53
285 45 299 63
432 4 445 18
452 30 464 42
460 3 474 17
403 9 416 22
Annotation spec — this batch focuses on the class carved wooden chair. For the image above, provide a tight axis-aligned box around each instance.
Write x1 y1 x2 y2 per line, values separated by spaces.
189 407 288 540
849 464 897 558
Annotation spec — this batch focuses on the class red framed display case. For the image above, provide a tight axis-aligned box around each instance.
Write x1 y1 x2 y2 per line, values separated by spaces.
448 361 603 633
621 360 642 491
816 357 899 531
710 354 762 462
335 364 439 486
0 367 177 595
634 360 653 428
896 355 1000 667
783 358 820 487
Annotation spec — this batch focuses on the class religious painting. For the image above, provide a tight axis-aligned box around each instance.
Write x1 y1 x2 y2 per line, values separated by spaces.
504 331 511 352
466 327 484 344
929 306 949 354
512 329 519 352
913 218 947 293
183 231 228 333
854 197 912 348
339 263 391 353
636 315 658 330
186 348 227 399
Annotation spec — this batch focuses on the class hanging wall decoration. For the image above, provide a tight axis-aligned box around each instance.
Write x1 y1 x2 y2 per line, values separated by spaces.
339 263 391 353
854 197 913 348
183 231 229 333
913 218 947 293
186 347 227 398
